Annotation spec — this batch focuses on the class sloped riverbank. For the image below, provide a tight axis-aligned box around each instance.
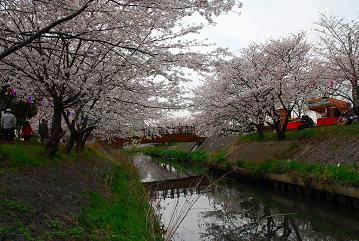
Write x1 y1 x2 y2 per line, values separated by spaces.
140 125 359 204
0 143 162 241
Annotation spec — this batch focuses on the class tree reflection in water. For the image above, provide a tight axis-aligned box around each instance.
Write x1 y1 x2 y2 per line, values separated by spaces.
199 187 343 241
150 174 357 241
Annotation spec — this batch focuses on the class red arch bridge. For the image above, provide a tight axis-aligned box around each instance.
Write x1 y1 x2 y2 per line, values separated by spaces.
107 125 207 148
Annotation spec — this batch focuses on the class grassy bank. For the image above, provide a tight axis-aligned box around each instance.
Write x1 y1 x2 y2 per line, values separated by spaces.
85 145 162 241
0 144 49 168
78 165 161 240
142 146 359 186
240 123 359 142
0 143 98 170
142 147 209 174
0 143 162 240
233 159 359 186
143 147 208 163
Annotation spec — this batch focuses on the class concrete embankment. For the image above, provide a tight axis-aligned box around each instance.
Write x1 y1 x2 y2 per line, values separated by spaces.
164 133 359 205
209 163 359 206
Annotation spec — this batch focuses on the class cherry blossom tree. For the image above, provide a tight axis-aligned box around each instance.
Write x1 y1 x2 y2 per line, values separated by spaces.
0 0 240 156
315 15 359 113
193 77 245 136
264 33 314 140
0 0 94 59
194 33 317 140
193 45 272 137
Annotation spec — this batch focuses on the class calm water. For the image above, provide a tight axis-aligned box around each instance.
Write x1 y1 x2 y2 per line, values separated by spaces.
133 155 359 241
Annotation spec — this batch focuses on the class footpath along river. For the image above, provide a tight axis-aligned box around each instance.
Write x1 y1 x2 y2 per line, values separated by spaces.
133 155 359 241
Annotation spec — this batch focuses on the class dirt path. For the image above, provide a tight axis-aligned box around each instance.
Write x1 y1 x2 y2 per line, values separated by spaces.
0 157 112 240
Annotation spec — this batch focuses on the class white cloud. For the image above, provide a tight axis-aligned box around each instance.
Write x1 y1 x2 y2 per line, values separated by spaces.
199 0 359 51
174 1 359 117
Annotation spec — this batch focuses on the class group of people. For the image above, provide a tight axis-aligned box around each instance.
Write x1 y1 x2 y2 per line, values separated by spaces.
0 108 49 142
337 110 358 125
298 109 358 128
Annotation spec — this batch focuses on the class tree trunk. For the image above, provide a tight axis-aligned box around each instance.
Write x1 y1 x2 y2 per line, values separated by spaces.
65 119 76 154
274 124 285 141
255 123 264 139
74 135 83 155
352 85 359 115
46 101 63 157
75 129 93 153
274 113 290 141
65 131 76 154
76 139 86 153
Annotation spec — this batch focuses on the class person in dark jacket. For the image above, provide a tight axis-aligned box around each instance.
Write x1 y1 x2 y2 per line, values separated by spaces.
38 119 49 143
301 115 315 128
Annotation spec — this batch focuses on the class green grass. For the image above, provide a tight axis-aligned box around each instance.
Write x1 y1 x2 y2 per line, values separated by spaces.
0 208 86 241
0 143 100 169
0 144 48 167
141 147 209 174
57 146 99 162
1 199 29 214
0 198 65 241
235 159 359 186
79 164 162 241
0 166 162 241
190 151 209 163
142 145 359 186
142 147 228 166
143 147 209 164
240 123 359 142
0 144 163 240
210 151 227 164
156 157 207 175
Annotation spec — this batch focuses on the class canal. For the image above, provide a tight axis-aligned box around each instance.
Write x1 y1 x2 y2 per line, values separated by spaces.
133 155 359 241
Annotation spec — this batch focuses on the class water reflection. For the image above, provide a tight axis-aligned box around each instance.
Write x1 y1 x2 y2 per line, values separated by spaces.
150 179 359 241
200 194 328 241
134 156 359 241
133 155 194 182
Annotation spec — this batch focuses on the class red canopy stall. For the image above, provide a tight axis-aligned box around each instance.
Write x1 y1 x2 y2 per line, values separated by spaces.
275 109 305 130
306 97 351 126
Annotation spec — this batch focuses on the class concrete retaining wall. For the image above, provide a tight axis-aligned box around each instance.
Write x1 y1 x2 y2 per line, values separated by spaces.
210 164 359 207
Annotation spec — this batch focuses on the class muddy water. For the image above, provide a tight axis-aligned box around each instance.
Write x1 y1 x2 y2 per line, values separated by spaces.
133 155 359 241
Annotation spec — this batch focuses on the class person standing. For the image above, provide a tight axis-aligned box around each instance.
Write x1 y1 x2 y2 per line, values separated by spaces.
1 108 16 141
21 121 33 142
38 119 49 143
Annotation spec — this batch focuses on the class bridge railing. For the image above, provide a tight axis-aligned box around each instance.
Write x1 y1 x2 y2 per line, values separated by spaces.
142 125 197 137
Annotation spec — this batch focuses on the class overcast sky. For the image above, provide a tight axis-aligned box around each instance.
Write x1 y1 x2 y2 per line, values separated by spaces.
200 0 359 52
174 0 359 118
